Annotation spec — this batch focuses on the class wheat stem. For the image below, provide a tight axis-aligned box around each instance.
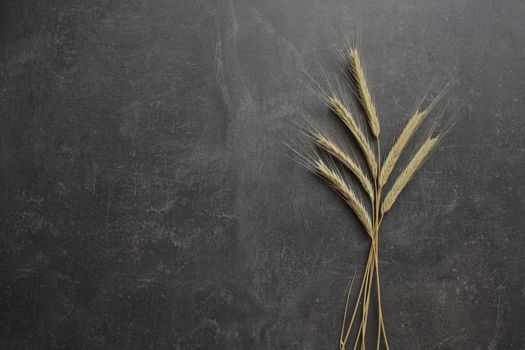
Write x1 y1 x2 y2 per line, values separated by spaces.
375 241 382 350
362 253 374 349
342 248 374 347
340 270 357 348
374 236 390 350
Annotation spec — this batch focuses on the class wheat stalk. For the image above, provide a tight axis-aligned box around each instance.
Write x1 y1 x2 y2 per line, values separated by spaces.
294 41 455 350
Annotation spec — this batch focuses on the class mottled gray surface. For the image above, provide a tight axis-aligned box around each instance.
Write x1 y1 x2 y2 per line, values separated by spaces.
1 0 524 349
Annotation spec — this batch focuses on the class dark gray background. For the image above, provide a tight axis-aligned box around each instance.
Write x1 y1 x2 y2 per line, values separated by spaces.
1 0 524 349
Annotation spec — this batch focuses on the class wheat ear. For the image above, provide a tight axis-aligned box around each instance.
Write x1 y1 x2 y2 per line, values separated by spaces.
326 96 377 178
378 110 426 188
314 158 373 236
381 135 442 215
347 48 380 138
379 90 449 188
308 130 374 201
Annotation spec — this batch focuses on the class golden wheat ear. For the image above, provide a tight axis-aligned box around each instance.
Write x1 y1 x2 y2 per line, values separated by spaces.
381 134 443 215
378 89 448 189
315 158 373 236
323 95 377 178
347 48 380 138
304 127 374 201
286 138 372 236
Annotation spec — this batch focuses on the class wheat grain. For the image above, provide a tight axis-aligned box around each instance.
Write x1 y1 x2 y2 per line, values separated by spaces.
348 48 380 138
315 158 373 236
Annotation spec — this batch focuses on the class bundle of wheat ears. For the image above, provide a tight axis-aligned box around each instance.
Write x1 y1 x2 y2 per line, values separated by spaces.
292 44 455 349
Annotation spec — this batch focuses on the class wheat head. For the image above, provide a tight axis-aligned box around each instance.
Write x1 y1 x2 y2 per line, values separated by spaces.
379 87 451 189
314 158 373 236
309 130 374 201
326 95 377 178
347 48 380 138
379 110 427 188
381 135 442 215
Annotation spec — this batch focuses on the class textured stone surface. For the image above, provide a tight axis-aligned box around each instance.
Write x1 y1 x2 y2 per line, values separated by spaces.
1 1 524 349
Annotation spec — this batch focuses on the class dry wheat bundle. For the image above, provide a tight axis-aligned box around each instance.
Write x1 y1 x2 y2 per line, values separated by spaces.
293 43 456 349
